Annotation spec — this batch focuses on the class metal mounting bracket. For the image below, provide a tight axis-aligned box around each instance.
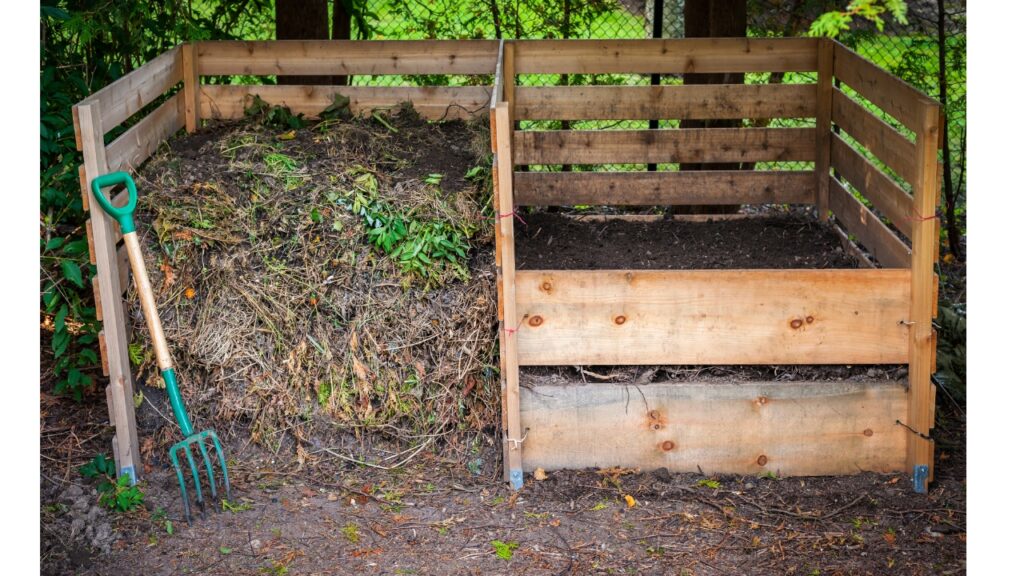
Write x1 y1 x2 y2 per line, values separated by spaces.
912 465 929 494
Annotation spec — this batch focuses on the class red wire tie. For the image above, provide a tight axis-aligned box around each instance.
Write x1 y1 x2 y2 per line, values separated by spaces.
498 210 528 226
901 210 940 223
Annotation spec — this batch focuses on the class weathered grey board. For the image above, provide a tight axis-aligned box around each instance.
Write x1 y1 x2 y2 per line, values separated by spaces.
521 381 907 476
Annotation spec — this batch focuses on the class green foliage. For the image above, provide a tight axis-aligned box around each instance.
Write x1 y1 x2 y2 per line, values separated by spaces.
40 0 273 400
244 95 308 130
695 478 721 489
934 304 966 405
79 454 144 512
491 539 519 560
810 0 908 38
335 170 474 285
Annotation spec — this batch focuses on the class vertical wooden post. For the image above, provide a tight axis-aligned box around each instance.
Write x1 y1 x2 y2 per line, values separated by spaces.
182 43 201 133
502 42 515 112
906 102 941 492
814 38 835 222
76 101 142 482
495 102 524 489
490 40 511 482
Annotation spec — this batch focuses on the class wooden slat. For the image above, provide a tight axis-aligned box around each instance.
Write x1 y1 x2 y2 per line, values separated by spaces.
515 269 911 366
106 92 185 173
832 89 916 183
513 38 817 74
74 47 183 141
831 135 914 238
77 101 141 478
514 170 815 206
833 42 932 133
832 222 877 269
201 85 492 121
521 380 907 476
79 165 89 212
182 43 201 133
515 84 815 121
196 40 499 76
815 39 835 221
906 103 942 486
514 128 815 165
489 39 505 153
829 177 912 268
494 103 524 487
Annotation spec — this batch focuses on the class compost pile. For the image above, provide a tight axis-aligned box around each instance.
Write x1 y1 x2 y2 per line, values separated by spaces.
129 102 498 462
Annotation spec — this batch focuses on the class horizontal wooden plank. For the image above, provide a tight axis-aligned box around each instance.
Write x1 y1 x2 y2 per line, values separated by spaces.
106 92 185 173
515 269 911 365
200 85 492 121
513 38 818 74
832 222 877 269
831 135 914 238
75 47 183 139
515 128 815 165
514 170 815 206
515 84 815 121
521 380 907 476
197 40 499 76
833 42 932 133
831 89 915 183
829 177 912 269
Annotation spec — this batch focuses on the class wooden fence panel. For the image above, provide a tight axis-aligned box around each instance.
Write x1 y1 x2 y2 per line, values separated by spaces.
106 92 185 173
833 43 930 133
828 177 912 268
832 89 916 184
830 135 915 238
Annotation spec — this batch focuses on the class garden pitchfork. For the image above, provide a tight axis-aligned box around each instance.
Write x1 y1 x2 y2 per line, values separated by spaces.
92 171 232 524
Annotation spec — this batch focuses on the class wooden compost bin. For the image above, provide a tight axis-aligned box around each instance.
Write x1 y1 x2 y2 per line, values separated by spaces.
71 38 940 493
489 39 942 491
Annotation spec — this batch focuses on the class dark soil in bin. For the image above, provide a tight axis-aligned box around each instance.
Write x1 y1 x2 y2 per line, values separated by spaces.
515 212 861 270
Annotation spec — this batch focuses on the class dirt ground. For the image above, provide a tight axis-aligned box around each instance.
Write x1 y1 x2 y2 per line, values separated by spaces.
41 374 966 576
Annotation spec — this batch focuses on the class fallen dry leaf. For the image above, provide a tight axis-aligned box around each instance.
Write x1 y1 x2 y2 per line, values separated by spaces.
624 494 636 508
184 287 196 299
533 468 548 481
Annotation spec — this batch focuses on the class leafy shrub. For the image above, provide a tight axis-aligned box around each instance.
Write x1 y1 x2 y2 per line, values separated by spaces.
78 454 145 512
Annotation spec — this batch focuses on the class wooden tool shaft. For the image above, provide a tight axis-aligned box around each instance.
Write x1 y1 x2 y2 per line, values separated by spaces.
123 232 173 371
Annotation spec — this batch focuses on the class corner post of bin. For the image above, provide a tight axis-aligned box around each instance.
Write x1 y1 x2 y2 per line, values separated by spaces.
906 99 942 493
491 40 524 490
74 100 142 484
182 42 202 133
814 37 835 222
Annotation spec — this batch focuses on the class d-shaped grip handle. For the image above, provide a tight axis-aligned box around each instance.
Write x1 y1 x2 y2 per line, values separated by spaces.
91 171 138 234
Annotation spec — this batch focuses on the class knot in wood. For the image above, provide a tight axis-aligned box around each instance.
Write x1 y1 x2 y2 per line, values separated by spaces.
661 441 675 452
757 454 768 466
790 318 804 329
614 315 627 325
528 315 544 327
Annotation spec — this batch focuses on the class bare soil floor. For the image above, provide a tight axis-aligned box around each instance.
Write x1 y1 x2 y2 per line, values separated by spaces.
41 375 966 576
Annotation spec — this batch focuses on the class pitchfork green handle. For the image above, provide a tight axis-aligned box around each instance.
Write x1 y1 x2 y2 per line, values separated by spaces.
91 171 139 234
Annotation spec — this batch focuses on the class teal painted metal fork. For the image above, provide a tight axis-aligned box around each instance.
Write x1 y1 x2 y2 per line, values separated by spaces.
92 171 232 524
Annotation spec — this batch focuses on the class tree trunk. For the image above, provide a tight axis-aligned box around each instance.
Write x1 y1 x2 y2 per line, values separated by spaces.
673 0 748 215
938 0 963 261
276 0 330 85
332 0 352 85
